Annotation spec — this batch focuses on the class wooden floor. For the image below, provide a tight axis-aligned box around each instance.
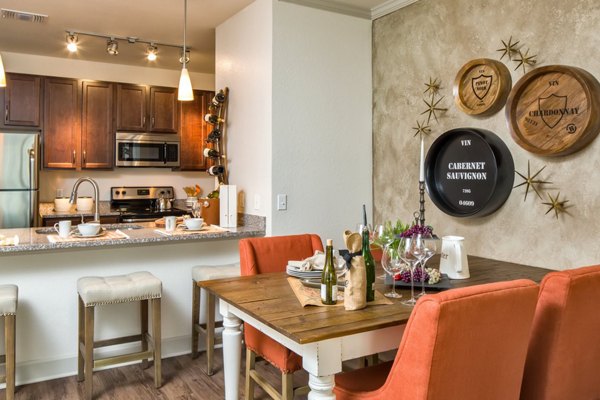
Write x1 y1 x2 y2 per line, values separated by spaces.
12 349 311 400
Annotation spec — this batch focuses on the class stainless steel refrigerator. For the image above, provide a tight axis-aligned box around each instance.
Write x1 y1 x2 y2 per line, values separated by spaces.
0 132 39 228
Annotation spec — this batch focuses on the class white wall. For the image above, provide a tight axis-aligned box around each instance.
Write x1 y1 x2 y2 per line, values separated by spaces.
3 52 217 202
215 0 273 229
216 0 372 240
271 2 372 242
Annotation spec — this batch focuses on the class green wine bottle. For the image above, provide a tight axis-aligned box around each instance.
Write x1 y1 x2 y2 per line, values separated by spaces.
363 205 375 302
321 239 338 305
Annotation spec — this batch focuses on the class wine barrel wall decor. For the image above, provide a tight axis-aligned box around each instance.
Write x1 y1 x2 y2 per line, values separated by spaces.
453 58 512 116
506 65 600 156
425 128 514 218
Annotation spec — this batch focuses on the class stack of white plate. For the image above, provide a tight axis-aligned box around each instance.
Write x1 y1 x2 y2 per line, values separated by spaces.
286 264 322 279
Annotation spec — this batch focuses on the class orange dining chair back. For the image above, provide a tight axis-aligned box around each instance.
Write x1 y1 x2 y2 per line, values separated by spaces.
520 265 600 400
239 234 323 400
334 279 539 400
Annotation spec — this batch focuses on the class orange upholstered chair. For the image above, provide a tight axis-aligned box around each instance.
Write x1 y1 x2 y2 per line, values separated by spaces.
239 234 323 400
520 265 600 400
334 279 539 400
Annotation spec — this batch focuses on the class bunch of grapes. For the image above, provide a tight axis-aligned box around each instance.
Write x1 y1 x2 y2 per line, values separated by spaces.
399 224 434 238
394 266 430 283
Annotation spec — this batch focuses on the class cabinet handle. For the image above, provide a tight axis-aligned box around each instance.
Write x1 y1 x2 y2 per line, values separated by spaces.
143 116 146 126
83 150 87 165
72 150 76 164
5 102 9 123
152 117 155 127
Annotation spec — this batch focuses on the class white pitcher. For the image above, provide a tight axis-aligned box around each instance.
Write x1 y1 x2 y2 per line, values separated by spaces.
440 236 470 279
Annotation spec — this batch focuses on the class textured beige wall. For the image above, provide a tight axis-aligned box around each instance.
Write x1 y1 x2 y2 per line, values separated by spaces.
373 0 600 270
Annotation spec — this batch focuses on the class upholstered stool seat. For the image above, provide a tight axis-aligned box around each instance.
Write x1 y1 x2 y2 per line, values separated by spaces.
77 272 162 400
191 263 239 375
0 284 17 400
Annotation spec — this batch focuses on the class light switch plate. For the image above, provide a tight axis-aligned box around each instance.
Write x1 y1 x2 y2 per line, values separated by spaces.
277 194 287 210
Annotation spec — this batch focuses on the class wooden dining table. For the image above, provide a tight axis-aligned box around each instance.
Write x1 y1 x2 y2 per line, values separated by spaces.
200 255 551 400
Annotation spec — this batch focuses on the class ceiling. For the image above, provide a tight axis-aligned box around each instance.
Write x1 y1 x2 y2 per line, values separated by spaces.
0 0 390 74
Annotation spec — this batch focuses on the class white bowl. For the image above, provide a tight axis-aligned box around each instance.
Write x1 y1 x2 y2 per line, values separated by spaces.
54 197 71 212
78 223 101 237
184 218 204 230
76 197 94 211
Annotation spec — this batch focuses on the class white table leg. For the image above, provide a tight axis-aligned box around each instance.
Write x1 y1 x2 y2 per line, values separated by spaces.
221 301 242 400
308 374 336 400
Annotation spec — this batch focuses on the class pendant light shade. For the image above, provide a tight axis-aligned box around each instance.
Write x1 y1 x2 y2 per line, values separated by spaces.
178 67 194 101
0 53 6 87
178 0 193 101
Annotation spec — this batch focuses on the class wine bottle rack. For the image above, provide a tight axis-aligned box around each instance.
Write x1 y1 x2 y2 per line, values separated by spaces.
203 87 230 184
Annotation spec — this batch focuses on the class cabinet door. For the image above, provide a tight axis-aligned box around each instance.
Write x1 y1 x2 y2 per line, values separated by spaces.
149 86 177 133
116 84 147 131
3 73 42 127
179 90 213 170
43 78 80 169
82 81 114 169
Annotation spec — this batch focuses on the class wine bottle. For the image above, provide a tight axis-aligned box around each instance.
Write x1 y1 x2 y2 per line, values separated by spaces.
211 90 227 106
207 165 225 176
203 148 221 158
206 128 222 143
362 205 375 302
321 239 337 305
204 114 225 124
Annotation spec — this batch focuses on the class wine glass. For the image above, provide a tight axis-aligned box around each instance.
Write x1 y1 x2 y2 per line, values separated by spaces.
398 237 419 306
415 234 439 298
373 224 394 280
410 233 426 298
380 244 402 298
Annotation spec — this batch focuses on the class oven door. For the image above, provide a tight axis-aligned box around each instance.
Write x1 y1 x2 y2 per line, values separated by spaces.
115 133 180 167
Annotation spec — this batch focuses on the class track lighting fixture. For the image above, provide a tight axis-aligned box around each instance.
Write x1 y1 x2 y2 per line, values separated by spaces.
63 30 191 65
106 39 118 55
66 33 78 53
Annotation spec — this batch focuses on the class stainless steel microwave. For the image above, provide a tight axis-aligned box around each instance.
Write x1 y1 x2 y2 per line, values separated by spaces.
115 132 180 167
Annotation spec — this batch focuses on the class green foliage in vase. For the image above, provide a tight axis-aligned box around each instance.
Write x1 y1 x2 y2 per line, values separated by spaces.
373 219 410 253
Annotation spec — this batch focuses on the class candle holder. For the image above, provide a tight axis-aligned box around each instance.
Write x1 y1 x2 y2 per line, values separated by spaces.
419 180 425 226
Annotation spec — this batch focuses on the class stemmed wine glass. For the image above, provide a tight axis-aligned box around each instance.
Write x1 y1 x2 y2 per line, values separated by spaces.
413 234 438 298
398 237 420 306
380 244 402 298
372 224 394 280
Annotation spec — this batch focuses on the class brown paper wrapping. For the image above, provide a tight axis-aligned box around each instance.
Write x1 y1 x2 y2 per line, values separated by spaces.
343 230 367 310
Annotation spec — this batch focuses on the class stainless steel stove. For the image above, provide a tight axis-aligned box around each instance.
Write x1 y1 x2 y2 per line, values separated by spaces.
110 186 189 222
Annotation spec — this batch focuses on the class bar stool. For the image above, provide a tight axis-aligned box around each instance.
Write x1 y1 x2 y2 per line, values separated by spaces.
191 263 239 375
0 285 17 400
77 271 162 400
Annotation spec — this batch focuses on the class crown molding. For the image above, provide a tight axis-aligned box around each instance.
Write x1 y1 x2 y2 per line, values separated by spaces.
371 0 419 19
279 0 419 20
279 0 371 19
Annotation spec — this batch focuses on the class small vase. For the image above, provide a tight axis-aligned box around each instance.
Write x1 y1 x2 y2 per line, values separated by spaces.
185 196 197 208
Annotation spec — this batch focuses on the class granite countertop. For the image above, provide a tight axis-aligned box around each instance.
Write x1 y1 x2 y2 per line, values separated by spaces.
0 214 265 254
39 201 120 219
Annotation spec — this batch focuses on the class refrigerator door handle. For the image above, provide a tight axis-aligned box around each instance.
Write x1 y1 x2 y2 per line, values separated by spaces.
28 138 39 227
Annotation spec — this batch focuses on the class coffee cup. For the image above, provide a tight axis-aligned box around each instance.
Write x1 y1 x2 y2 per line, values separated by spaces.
184 218 204 231
76 197 94 211
164 216 177 232
54 220 73 238
78 223 101 237
54 197 71 212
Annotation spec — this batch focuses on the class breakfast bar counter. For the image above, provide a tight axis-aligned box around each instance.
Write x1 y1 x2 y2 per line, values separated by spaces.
0 214 265 254
0 215 265 386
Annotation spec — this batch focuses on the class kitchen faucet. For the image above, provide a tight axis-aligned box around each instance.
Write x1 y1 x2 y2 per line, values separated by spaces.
69 177 100 223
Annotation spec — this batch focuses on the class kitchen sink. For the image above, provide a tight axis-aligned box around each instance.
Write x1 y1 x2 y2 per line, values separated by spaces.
35 224 143 234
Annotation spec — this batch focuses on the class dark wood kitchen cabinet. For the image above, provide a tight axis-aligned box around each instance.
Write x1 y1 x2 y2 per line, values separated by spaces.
43 77 80 169
0 73 42 128
81 81 114 169
116 84 177 133
178 90 214 170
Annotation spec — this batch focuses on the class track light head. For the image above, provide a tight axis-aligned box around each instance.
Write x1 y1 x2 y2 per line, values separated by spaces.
147 44 158 61
106 39 118 55
66 33 78 53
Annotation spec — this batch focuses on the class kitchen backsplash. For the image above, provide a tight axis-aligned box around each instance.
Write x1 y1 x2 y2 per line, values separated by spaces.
39 169 216 201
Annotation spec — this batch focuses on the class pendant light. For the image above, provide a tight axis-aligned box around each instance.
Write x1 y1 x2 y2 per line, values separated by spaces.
0 53 6 87
178 0 193 101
